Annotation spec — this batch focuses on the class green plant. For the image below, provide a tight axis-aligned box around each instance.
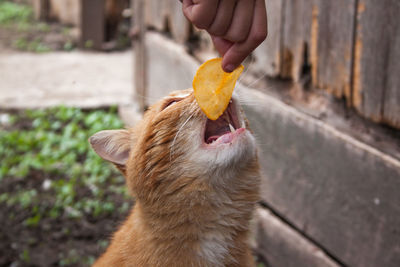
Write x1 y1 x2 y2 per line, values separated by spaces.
0 1 56 53
0 106 129 224
84 40 94 49
20 248 31 263
13 36 51 52
36 22 51 32
63 40 74 51
0 1 32 25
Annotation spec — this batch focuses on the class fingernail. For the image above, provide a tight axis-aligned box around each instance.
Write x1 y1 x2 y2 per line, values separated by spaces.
224 64 235 73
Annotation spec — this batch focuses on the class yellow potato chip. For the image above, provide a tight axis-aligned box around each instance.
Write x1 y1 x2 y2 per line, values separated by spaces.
193 58 244 120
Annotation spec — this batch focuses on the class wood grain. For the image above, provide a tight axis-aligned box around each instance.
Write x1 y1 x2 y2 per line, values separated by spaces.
132 0 147 110
80 0 105 50
241 86 400 267
312 0 356 99
256 207 341 267
252 0 283 77
144 0 166 31
353 0 400 125
167 0 190 44
281 0 313 81
382 2 400 128
32 0 50 21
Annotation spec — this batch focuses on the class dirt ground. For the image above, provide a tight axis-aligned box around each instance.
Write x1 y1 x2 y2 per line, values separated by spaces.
0 16 76 53
0 105 134 267
0 169 133 267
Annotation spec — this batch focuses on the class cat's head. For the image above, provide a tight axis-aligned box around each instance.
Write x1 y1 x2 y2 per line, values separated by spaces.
89 89 258 201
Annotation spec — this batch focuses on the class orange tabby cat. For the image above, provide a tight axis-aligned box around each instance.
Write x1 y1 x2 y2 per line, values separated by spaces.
89 89 260 267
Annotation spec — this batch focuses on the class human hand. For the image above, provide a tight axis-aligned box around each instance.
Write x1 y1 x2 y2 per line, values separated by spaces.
182 0 268 72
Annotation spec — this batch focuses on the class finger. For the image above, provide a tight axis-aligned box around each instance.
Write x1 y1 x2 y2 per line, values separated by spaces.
211 35 234 56
182 0 219 30
207 0 236 36
224 0 255 43
222 0 267 72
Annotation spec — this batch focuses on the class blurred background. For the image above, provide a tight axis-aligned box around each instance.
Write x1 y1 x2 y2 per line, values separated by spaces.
0 0 399 266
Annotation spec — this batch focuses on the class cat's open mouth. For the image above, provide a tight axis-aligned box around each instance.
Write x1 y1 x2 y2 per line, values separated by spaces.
204 99 244 145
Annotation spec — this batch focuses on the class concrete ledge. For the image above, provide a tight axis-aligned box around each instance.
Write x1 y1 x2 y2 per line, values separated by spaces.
0 51 132 109
145 32 199 106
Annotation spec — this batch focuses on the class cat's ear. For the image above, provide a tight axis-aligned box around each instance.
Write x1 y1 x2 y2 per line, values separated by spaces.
89 130 131 171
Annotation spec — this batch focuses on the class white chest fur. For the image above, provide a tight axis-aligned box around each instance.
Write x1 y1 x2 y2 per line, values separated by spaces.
198 230 230 267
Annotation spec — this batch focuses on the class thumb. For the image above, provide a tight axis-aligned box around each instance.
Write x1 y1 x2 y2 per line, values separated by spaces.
211 36 235 72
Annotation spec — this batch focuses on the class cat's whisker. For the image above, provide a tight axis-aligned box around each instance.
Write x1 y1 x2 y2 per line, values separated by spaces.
170 113 194 161
235 83 275 108
134 92 165 102
238 56 255 84
236 96 260 107
245 72 268 88
239 102 260 107
183 68 194 89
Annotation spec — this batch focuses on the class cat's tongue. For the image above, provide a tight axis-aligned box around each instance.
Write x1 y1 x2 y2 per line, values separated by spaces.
207 133 229 143
204 113 231 144
204 99 241 144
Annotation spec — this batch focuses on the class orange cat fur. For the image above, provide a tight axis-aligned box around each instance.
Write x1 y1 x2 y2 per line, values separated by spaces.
89 89 261 267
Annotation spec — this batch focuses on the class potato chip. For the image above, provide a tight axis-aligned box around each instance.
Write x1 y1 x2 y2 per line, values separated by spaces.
193 58 244 120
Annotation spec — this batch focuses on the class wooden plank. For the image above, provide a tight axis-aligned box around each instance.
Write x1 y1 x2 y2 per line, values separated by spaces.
256 207 341 267
144 32 199 105
312 0 356 99
49 0 80 26
145 0 167 31
281 0 313 81
132 0 147 110
167 0 190 44
281 0 356 101
252 0 283 77
382 3 400 128
32 0 50 21
352 0 399 123
239 86 400 267
80 0 105 50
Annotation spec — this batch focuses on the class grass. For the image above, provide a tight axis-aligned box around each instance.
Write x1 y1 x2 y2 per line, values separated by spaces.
0 106 130 224
0 0 76 52
13 36 51 52
0 0 32 26
0 0 52 52
0 106 132 265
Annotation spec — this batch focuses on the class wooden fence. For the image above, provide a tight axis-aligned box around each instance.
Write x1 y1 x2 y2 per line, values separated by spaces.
139 0 400 130
133 1 400 267
32 0 129 50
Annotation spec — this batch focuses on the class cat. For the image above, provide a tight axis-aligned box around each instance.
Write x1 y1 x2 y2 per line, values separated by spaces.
89 88 261 267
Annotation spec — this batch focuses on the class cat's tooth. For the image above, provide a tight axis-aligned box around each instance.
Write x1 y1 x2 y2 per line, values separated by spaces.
241 120 246 129
229 123 235 132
